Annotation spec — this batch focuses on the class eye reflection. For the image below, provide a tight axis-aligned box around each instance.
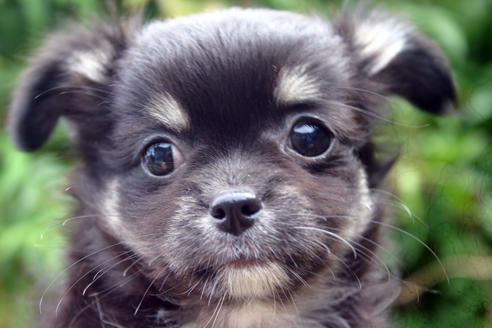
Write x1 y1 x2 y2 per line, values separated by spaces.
142 142 175 176
289 121 332 157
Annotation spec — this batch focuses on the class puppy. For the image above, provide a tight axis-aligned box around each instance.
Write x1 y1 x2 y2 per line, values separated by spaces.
8 7 455 328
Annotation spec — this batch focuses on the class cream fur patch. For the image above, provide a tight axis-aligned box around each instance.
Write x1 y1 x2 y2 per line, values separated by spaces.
353 14 412 75
218 262 289 299
101 178 122 231
182 269 353 328
274 66 321 104
100 179 160 263
147 93 190 131
67 48 112 82
344 168 374 241
182 300 298 328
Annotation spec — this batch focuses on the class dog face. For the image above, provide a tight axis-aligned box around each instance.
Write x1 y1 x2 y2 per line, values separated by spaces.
8 8 455 308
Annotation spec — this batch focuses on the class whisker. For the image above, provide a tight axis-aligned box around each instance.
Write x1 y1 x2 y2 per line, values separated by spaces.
61 214 100 226
40 240 127 314
203 293 226 328
39 214 100 239
333 86 391 102
55 250 134 314
207 278 221 306
69 272 140 327
123 257 142 277
350 241 392 280
286 266 310 288
41 231 166 314
371 189 426 226
34 85 110 100
211 293 226 328
88 271 140 297
183 279 202 296
134 271 162 316
294 226 357 258
297 213 437 279
285 288 299 315
83 253 138 296
372 220 449 282
92 251 134 281
323 100 430 128
200 276 210 300
330 252 363 289
94 296 126 328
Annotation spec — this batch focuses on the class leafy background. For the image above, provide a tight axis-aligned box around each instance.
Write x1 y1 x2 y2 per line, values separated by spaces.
0 0 491 327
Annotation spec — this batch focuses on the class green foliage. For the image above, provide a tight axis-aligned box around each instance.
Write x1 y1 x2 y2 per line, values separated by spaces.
0 0 491 327
0 131 69 328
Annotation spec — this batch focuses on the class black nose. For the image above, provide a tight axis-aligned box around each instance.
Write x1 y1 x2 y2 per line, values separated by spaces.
209 190 262 236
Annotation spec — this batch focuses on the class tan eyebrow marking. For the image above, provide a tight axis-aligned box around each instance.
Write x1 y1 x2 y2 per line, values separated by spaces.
274 65 322 105
146 93 190 131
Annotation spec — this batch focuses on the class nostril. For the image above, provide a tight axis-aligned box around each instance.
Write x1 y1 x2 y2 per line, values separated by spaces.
211 207 226 220
241 201 261 216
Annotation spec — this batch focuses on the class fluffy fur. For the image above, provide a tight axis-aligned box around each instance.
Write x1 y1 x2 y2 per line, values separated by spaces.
8 7 455 328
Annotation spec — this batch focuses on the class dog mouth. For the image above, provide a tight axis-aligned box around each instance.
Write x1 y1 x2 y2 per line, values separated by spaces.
178 249 324 301
223 257 264 269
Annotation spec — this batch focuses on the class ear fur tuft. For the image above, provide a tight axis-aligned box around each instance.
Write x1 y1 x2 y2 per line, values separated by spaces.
7 22 130 151
335 10 457 114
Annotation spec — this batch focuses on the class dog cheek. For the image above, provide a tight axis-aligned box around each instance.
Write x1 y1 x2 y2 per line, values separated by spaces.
276 165 372 254
99 178 127 236
342 167 374 242
98 178 160 260
158 195 212 272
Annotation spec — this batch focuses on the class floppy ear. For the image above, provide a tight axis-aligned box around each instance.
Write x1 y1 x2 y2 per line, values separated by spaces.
8 23 129 151
335 10 457 114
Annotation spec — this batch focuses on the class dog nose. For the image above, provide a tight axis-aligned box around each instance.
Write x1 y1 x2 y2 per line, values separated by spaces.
209 190 262 236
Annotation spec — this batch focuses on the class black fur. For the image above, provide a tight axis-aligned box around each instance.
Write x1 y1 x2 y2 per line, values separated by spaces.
8 8 455 328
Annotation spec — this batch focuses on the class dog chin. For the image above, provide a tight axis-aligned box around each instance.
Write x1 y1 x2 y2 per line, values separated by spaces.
216 261 290 299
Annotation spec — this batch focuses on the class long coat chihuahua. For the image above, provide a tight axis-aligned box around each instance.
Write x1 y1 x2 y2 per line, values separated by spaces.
8 7 455 328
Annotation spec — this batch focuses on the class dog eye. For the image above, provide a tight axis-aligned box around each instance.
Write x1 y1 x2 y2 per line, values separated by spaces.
142 142 182 176
289 121 332 157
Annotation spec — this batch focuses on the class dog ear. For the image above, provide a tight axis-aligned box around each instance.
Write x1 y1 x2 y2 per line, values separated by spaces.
7 23 129 151
335 10 457 114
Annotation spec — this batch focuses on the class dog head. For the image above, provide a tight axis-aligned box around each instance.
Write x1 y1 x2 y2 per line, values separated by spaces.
8 8 455 304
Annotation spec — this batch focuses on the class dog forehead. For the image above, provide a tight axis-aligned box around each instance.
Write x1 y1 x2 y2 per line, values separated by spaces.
114 9 350 134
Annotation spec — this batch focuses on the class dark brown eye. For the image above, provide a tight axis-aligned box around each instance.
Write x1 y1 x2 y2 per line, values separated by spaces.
142 142 181 176
289 121 332 157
